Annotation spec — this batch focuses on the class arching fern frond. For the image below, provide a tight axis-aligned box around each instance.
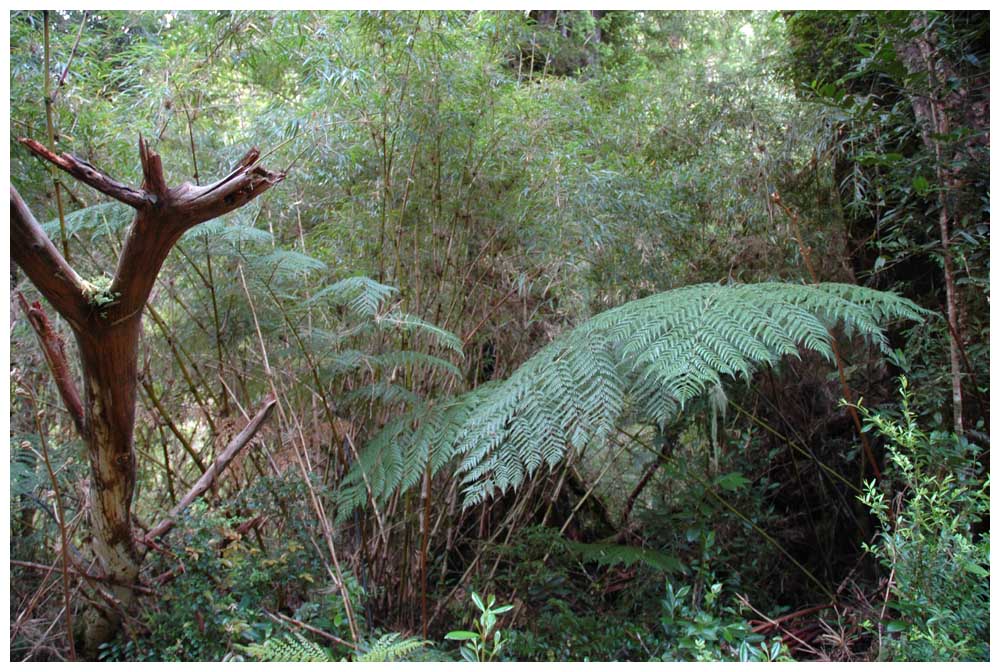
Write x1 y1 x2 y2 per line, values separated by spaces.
377 310 464 354
249 249 327 280
43 201 133 239
336 384 499 519
343 282 926 511
307 276 398 318
181 217 274 247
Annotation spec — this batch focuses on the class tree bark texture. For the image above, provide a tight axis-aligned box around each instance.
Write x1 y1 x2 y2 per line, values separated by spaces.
11 136 283 657
896 15 985 436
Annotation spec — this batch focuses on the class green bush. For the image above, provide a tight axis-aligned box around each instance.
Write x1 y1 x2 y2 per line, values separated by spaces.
654 580 791 662
100 476 339 661
856 377 989 661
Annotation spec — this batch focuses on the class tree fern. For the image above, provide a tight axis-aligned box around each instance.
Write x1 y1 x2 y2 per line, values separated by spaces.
336 384 498 519
10 437 42 502
340 282 926 513
248 249 328 281
180 216 275 247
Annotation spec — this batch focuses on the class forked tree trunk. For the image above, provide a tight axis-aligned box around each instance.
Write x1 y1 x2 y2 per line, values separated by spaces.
11 136 284 657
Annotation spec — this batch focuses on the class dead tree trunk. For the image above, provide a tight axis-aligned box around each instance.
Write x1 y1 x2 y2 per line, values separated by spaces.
11 136 283 657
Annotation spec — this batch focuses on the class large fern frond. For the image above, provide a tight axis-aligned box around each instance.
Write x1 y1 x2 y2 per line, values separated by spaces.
43 202 133 239
248 249 328 281
307 276 399 318
335 384 499 519
343 282 926 510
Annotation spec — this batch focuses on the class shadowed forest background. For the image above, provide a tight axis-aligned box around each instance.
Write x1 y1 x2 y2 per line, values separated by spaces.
8 10 989 662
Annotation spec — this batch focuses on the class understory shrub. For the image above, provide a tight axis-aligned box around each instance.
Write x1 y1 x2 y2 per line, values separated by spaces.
857 377 989 661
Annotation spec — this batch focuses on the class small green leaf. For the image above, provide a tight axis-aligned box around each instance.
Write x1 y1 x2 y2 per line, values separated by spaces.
886 620 907 633
470 592 485 612
963 561 989 578
445 631 479 641
716 471 750 492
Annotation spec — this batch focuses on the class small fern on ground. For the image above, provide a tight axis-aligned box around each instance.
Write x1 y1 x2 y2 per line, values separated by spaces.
356 633 429 662
240 631 426 662
339 282 926 513
241 633 330 662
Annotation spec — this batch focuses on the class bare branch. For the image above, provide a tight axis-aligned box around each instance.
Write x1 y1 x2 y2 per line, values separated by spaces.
138 135 169 200
142 394 277 545
171 148 285 227
108 144 284 312
18 138 154 209
16 292 87 438
10 186 89 328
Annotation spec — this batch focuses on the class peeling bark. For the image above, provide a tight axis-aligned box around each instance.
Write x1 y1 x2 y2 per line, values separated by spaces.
15 293 86 437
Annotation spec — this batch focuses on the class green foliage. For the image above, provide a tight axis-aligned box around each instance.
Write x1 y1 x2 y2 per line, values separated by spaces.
855 378 989 661
356 633 429 662
42 202 134 240
306 276 398 318
565 540 684 574
655 581 790 662
456 282 921 503
335 384 497 518
241 632 330 662
81 275 120 310
9 436 42 504
496 531 790 662
241 631 426 662
345 282 924 512
100 477 338 662
446 591 514 662
783 10 989 432
7 10 986 663
504 597 653 662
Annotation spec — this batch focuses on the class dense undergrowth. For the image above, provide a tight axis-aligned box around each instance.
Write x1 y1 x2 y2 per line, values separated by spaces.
9 10 988 662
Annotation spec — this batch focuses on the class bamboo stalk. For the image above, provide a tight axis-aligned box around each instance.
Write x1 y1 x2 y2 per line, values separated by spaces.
23 383 77 660
43 11 70 263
